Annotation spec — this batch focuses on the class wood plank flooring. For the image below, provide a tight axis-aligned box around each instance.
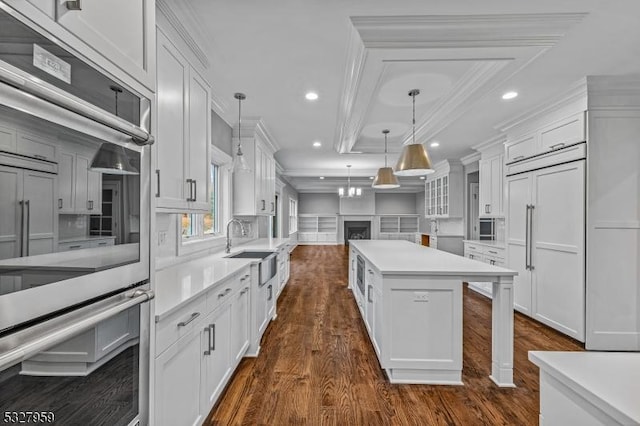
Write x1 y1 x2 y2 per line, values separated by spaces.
206 245 583 425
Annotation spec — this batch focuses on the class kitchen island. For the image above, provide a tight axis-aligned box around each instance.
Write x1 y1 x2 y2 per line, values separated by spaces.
348 240 517 387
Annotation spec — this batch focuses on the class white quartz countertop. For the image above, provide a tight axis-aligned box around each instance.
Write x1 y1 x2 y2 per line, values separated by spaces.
154 238 294 320
0 243 139 272
350 240 516 277
463 240 506 249
529 351 640 425
423 233 464 238
58 235 117 244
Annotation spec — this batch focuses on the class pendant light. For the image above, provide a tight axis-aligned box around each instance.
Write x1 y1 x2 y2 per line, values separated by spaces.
338 165 362 197
233 92 251 173
91 86 139 175
394 89 434 176
372 129 400 189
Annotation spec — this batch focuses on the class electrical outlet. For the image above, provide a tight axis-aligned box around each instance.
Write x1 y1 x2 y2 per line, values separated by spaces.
158 231 167 245
414 292 429 302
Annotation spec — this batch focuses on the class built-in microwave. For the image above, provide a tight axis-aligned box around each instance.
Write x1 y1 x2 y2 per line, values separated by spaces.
0 5 151 335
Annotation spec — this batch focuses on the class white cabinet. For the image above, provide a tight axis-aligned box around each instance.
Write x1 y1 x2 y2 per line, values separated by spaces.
17 131 57 162
233 131 276 216
201 304 231 411
378 216 419 241
424 160 463 218
57 151 74 213
505 112 586 164
5 0 155 89
155 29 210 213
464 241 506 298
0 165 56 259
154 330 204 426
479 154 504 217
57 236 115 252
75 154 102 214
506 160 585 342
230 284 250 365
296 215 338 244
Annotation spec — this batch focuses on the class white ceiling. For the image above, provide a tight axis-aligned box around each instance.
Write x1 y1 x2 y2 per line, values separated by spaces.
174 0 640 192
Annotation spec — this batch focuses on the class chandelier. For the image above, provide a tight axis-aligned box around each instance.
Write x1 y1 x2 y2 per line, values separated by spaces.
338 165 362 197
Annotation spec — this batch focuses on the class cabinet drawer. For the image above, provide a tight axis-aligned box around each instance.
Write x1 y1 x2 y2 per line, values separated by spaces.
206 273 245 314
539 113 585 152
505 133 536 163
156 296 206 356
17 131 57 162
58 241 92 251
484 247 505 260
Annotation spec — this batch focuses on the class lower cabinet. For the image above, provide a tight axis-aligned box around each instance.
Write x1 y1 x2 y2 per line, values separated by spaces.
154 267 251 426
463 242 506 298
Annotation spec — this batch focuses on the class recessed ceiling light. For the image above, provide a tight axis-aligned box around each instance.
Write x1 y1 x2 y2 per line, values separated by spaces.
502 91 518 100
420 176 426 180
319 176 325 180
313 141 322 148
305 92 318 101
430 141 440 148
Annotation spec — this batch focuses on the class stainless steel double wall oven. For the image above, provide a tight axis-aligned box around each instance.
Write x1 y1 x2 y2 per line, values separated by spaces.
0 4 152 425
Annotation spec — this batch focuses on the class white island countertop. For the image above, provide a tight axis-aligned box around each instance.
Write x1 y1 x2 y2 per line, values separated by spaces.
155 238 294 320
350 240 514 276
529 351 640 425
463 239 506 249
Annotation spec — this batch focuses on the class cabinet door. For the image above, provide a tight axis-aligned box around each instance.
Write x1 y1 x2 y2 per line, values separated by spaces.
156 30 188 210
505 173 532 314
435 177 443 216
256 282 269 336
424 181 431 217
17 131 56 162
531 161 585 341
86 168 102 214
254 144 265 214
187 69 210 211
155 331 203 426
441 175 449 216
55 0 150 84
231 285 250 365
57 151 75 213
74 155 90 213
365 283 374 335
373 286 383 357
23 170 56 256
479 159 491 216
201 304 231 411
0 166 22 260
0 125 17 153
490 155 504 216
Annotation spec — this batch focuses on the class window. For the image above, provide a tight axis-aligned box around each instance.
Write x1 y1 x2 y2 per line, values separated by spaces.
289 197 298 234
180 146 231 249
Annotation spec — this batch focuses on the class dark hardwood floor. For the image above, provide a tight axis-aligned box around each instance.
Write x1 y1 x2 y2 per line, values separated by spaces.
206 245 583 425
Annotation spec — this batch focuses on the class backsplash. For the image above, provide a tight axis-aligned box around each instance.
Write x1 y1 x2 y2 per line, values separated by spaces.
58 215 88 240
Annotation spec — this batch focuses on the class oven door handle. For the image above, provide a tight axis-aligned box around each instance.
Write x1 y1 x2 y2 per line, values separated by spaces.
0 289 154 371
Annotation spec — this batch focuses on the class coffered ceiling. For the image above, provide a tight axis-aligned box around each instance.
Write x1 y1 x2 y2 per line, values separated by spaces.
170 0 640 192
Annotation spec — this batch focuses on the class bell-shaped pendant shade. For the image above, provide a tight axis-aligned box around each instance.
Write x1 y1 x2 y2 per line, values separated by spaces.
233 149 251 173
372 167 400 188
90 143 139 175
394 144 434 176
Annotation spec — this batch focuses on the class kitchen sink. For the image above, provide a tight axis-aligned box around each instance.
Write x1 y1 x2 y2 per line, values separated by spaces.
226 251 275 259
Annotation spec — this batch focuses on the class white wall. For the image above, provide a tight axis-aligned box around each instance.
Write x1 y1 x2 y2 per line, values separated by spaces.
375 193 417 214
299 193 339 214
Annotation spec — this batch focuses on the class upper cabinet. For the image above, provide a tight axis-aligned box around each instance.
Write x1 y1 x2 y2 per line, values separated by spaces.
3 0 155 90
424 160 463 219
155 28 211 213
479 154 504 218
233 123 277 216
505 112 586 164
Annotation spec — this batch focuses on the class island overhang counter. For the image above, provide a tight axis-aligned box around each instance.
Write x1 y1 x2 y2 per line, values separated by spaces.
348 240 518 387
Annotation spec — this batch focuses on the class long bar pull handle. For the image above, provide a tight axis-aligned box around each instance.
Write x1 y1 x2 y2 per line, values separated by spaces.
367 285 373 303
203 326 211 355
525 205 530 270
177 312 200 327
58 198 63 209
529 204 535 271
192 180 197 202
155 170 160 198
19 200 24 257
549 142 565 150
185 179 193 201
210 324 215 351
25 200 30 256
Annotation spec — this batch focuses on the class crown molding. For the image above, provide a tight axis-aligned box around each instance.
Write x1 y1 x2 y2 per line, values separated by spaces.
283 168 379 178
586 74 640 110
351 13 588 49
460 151 481 165
156 0 211 70
471 134 507 152
210 87 230 123
495 78 587 133
236 118 281 154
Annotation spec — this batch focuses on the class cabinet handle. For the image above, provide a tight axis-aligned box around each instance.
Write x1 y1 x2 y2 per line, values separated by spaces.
58 198 63 209
177 312 200 327
25 200 30 256
490 260 496 265
155 169 160 198
33 154 47 161
240 286 250 295
367 285 373 303
64 0 82 10
210 324 216 352
88 200 93 210
469 254 474 259
69 245 81 249
268 284 273 301
19 201 24 257
529 204 535 271
261 200 266 211
513 155 525 161
203 326 211 355
488 250 498 255
98 242 108 246
549 142 565 150
186 179 193 201
192 180 197 202
525 205 531 270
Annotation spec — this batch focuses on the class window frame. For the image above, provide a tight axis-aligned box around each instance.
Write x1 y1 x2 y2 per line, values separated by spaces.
289 197 298 234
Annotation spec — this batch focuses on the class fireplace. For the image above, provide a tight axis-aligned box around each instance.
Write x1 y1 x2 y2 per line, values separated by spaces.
344 221 371 245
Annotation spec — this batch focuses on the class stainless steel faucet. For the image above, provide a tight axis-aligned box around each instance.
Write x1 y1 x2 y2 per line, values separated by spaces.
225 219 247 253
